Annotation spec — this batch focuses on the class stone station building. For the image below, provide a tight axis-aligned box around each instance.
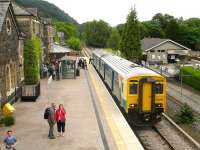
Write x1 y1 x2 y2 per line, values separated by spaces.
142 38 191 64
0 0 24 108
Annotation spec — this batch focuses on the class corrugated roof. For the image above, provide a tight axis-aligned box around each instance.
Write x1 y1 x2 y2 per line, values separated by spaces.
0 1 9 32
50 44 71 53
93 50 161 78
12 3 31 16
141 38 168 51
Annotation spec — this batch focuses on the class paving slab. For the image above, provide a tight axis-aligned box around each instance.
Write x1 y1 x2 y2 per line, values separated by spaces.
0 70 104 150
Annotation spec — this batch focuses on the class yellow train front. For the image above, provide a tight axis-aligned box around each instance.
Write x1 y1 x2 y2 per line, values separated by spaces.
92 50 166 125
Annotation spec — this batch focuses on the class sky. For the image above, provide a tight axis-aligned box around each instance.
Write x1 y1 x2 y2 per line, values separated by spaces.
45 0 200 26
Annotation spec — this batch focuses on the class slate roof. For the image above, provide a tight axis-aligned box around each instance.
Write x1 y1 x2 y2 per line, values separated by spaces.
0 1 10 31
141 38 191 51
12 3 32 16
141 38 168 51
26 8 38 17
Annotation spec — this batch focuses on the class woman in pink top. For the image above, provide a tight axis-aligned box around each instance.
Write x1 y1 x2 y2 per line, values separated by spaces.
56 104 66 136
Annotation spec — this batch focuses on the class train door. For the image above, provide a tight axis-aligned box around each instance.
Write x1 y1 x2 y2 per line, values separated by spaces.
142 83 152 112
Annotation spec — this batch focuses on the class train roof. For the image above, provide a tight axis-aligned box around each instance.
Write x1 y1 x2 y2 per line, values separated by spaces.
93 50 162 79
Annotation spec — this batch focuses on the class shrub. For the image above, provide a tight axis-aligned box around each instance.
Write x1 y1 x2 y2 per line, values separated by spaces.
3 116 15 126
176 103 196 124
0 116 4 124
180 66 200 91
66 37 82 51
24 36 42 84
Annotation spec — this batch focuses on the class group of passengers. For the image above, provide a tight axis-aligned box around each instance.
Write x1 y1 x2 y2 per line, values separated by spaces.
42 60 61 80
46 103 67 139
78 58 87 70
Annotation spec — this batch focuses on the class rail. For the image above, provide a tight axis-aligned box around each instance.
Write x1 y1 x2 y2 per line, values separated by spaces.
162 113 200 150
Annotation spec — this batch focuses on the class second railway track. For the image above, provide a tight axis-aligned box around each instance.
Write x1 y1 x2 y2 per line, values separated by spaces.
135 114 200 150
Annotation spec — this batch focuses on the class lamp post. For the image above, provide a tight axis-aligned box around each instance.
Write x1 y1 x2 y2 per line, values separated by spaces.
175 58 183 101
175 58 192 101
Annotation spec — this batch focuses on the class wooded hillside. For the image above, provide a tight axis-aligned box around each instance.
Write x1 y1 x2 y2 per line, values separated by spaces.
15 0 78 24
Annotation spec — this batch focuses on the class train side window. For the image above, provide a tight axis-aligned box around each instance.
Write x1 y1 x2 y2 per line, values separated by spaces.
130 83 137 95
155 83 163 94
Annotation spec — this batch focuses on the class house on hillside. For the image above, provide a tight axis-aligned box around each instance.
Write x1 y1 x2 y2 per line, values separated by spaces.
0 0 24 106
141 38 191 64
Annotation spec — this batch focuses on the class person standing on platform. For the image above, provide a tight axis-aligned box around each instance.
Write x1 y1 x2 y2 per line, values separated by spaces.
56 104 66 137
84 59 88 70
55 60 60 80
4 130 17 150
48 103 56 139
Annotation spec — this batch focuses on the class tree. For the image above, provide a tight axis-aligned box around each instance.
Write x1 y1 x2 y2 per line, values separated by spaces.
53 21 78 40
116 24 125 36
84 20 111 48
152 13 174 33
67 37 82 51
165 19 181 42
142 21 165 38
24 36 42 84
120 8 142 62
107 28 120 50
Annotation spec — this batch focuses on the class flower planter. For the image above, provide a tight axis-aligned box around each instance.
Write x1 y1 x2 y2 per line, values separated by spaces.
21 82 40 102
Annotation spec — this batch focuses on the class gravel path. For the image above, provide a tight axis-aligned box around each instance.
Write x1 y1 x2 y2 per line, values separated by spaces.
167 82 200 114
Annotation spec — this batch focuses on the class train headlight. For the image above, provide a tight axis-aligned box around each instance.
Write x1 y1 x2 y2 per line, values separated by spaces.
156 103 163 107
129 104 134 108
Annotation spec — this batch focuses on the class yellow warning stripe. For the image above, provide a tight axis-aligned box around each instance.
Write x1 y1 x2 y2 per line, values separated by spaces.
88 66 128 150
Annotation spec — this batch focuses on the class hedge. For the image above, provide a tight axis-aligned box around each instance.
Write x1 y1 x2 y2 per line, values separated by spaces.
180 66 200 91
24 36 42 84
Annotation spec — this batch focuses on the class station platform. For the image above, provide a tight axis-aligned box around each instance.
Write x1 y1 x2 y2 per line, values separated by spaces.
0 64 143 150
87 64 144 150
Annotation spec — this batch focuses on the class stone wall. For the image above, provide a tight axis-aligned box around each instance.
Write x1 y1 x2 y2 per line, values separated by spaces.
0 9 21 104
16 17 32 39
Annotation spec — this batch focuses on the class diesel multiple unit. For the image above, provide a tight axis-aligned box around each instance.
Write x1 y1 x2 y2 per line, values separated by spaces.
92 50 166 125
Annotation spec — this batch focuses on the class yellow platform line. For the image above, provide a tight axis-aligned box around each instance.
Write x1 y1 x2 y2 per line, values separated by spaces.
88 66 128 150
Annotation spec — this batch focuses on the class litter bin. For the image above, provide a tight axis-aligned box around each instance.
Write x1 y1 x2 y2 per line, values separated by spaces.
3 103 15 116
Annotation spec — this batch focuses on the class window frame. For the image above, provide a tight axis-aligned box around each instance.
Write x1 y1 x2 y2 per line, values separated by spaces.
129 80 138 95
155 83 164 94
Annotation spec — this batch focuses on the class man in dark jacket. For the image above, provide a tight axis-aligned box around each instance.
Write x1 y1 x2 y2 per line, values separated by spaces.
48 103 56 139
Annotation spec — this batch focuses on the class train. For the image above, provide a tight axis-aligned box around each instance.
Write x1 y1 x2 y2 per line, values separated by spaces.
92 50 166 125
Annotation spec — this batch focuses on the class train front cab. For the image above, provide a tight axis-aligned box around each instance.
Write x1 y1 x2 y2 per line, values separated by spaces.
126 76 166 125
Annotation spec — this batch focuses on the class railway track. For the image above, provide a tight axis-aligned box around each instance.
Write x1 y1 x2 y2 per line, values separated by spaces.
83 48 200 150
135 113 200 150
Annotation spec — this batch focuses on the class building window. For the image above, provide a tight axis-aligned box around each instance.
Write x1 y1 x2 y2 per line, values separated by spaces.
11 64 17 89
5 66 11 92
150 50 155 53
151 54 155 59
161 50 165 53
163 54 166 58
6 18 12 35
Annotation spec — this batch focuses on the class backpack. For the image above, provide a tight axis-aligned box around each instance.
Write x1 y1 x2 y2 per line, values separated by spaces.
44 107 50 119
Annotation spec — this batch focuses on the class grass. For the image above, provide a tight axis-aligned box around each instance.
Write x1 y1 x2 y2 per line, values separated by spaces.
180 66 200 91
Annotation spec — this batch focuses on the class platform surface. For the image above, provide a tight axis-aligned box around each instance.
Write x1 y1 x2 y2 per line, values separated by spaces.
0 70 105 150
0 66 143 150
88 64 144 150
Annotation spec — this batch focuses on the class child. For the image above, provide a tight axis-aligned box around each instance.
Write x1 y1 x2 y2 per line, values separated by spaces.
4 130 17 150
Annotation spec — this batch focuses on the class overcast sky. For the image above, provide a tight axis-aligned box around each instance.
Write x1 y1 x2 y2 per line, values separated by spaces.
45 0 200 26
